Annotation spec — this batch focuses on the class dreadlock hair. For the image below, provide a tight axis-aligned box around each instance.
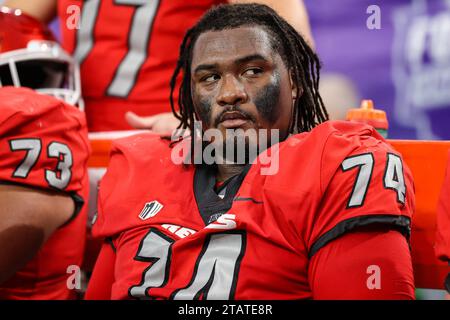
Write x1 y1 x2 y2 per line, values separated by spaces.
169 3 328 139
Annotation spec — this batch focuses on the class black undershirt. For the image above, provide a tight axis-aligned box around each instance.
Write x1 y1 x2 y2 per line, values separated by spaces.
193 164 251 225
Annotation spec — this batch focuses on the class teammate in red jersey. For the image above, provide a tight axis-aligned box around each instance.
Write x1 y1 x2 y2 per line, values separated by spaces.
0 9 90 299
0 87 90 299
436 152 450 294
85 4 415 300
5 0 313 133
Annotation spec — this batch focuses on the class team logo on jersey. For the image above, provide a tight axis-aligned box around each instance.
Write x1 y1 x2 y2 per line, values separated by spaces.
139 201 163 220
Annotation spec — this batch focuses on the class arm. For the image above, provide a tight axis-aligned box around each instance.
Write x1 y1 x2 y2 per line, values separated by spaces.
309 227 415 300
125 111 181 137
0 184 74 284
3 0 57 23
230 0 315 48
85 240 116 300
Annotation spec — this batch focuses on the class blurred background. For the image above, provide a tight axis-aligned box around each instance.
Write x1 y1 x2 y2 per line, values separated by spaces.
304 0 450 140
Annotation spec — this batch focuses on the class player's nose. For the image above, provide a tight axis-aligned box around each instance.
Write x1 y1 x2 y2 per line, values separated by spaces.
216 74 248 107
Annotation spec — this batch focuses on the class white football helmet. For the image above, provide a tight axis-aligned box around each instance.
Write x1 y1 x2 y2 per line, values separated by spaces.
0 6 83 110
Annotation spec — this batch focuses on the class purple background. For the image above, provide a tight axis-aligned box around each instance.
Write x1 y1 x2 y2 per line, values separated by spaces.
305 0 450 139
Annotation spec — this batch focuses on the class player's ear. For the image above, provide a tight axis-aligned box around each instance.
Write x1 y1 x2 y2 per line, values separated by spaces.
289 69 303 101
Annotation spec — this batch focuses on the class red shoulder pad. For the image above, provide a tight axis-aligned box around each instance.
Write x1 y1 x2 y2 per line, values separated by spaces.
0 87 90 195
92 133 182 238
307 121 414 256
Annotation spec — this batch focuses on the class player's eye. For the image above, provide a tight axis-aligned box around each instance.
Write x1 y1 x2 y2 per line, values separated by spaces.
202 74 220 83
243 68 263 77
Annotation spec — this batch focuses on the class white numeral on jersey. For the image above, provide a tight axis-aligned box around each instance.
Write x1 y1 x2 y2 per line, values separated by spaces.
9 138 42 178
45 142 73 190
129 229 174 299
172 233 245 300
107 0 160 97
129 230 245 300
384 153 406 204
73 0 160 98
73 0 101 65
341 153 374 208
9 139 74 190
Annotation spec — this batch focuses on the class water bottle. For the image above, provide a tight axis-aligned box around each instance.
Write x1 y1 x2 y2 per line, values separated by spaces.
346 99 389 138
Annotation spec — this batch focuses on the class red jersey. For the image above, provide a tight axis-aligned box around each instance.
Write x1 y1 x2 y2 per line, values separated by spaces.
89 121 414 299
0 87 90 299
58 0 225 132
436 152 450 263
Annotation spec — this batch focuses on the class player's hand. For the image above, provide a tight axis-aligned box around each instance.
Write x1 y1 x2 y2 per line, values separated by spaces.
125 111 183 138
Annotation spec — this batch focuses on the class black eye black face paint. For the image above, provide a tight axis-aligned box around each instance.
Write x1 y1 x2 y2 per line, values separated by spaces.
254 71 281 124
196 97 213 127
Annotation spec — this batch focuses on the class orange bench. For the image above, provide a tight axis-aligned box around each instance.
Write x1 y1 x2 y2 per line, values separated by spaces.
88 137 450 290
391 140 450 289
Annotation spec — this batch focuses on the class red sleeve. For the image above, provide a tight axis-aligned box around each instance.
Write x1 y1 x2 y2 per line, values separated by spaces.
85 240 116 300
308 124 415 256
309 227 415 300
436 151 450 262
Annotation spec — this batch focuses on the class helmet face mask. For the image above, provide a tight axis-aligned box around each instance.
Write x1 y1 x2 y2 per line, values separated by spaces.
0 8 84 110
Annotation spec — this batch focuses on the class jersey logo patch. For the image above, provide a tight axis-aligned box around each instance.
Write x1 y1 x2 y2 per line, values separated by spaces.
205 214 236 230
139 201 163 220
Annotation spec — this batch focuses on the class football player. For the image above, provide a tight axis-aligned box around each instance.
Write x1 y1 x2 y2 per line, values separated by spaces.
85 4 415 299
0 8 90 299
4 0 314 133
